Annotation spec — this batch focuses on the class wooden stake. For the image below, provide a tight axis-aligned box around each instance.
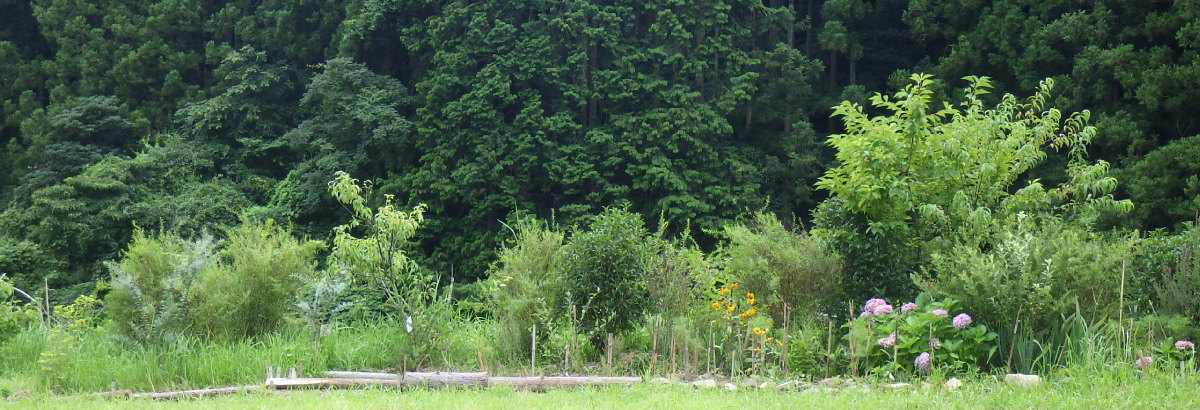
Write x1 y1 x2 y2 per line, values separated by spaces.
478 351 486 372
531 324 537 376
670 334 677 375
605 333 615 376
651 316 660 375
707 321 715 375
1119 260 1126 327
825 320 833 379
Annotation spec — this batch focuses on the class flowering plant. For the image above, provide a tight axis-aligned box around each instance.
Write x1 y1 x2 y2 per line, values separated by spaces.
1150 338 1196 365
843 294 998 376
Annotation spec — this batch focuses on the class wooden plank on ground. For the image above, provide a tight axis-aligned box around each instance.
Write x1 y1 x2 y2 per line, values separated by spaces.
265 377 400 389
325 371 395 380
131 385 260 399
403 371 488 388
488 376 643 390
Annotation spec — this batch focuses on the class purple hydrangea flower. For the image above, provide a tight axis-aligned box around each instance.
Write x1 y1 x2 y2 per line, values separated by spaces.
952 313 972 328
859 310 871 317
874 304 894 315
1135 356 1154 369
876 332 898 349
901 302 918 313
932 309 948 317
863 298 886 316
1176 340 1195 351
915 352 931 373
929 337 941 350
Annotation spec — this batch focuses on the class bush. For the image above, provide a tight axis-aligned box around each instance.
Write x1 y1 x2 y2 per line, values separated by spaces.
105 229 214 345
921 215 1136 332
487 216 564 361
560 207 652 349
105 221 322 344
190 219 323 340
721 212 842 322
844 295 998 376
1157 221 1200 323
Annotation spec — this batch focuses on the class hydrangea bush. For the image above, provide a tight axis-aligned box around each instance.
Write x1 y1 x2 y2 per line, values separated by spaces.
844 294 998 376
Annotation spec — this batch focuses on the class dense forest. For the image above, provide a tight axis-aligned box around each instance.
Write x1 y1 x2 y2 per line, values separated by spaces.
1 0 1198 305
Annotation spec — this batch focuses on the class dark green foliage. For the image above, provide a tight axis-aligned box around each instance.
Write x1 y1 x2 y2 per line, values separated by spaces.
560 207 652 348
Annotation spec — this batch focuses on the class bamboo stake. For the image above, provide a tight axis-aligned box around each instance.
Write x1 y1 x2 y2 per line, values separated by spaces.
605 333 614 376
651 316 659 375
531 324 537 376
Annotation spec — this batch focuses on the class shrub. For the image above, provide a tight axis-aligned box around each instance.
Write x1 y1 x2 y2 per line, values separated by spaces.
105 229 214 345
721 212 842 322
1157 221 1200 323
921 215 1136 332
844 295 997 376
560 207 652 349
488 215 564 361
189 219 323 340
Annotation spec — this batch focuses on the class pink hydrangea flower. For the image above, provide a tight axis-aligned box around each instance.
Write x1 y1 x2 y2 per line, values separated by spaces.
901 302 918 313
860 310 871 317
876 332 898 349
1176 340 1195 351
952 313 972 328
864 298 886 315
1135 356 1154 369
929 337 941 350
915 352 931 373
932 309 948 317
874 304 894 315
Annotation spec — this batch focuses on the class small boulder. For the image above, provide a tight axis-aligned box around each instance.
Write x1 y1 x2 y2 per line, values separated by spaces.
884 383 911 389
944 377 963 391
758 381 776 389
723 382 738 391
1005 374 1042 388
692 379 717 388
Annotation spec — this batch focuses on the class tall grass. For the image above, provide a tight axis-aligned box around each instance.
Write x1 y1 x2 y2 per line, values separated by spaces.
0 317 501 394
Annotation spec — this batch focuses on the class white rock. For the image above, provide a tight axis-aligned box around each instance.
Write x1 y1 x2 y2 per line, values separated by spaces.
944 377 963 391
650 377 671 385
758 381 776 389
723 382 738 391
1004 374 1042 388
884 383 911 389
692 379 717 388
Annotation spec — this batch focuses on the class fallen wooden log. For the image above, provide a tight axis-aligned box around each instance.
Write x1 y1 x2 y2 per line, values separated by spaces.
91 389 133 398
403 371 488 388
488 376 643 390
265 377 400 389
325 371 395 380
131 385 260 399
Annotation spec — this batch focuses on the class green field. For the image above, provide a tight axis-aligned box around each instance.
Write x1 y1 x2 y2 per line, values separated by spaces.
11 373 1198 410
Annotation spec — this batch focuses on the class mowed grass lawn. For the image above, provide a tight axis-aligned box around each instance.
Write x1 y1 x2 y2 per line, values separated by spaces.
12 374 1198 410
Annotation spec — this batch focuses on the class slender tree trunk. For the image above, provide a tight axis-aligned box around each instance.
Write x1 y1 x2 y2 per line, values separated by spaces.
787 0 795 49
805 0 814 56
829 50 838 90
849 57 856 85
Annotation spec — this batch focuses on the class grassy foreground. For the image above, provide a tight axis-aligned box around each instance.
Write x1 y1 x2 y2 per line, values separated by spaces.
12 373 1198 410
